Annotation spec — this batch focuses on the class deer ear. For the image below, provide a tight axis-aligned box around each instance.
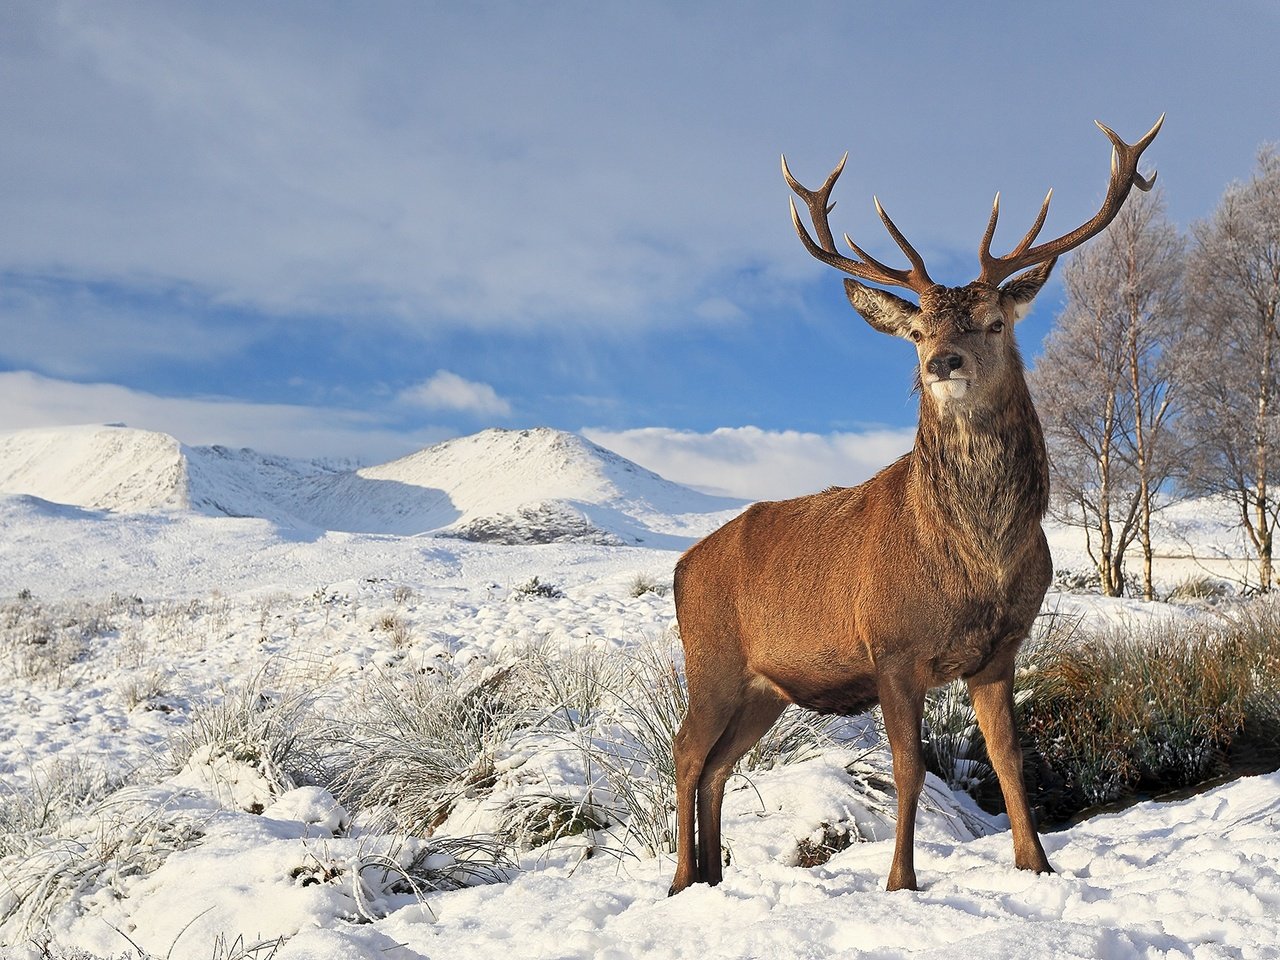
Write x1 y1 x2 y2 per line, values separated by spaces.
998 259 1056 322
844 279 920 338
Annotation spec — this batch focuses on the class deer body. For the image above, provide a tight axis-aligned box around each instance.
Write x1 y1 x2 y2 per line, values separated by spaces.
669 118 1163 896
701 373 1051 696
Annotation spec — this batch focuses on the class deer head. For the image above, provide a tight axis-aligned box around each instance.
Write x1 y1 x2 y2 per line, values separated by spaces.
782 117 1164 412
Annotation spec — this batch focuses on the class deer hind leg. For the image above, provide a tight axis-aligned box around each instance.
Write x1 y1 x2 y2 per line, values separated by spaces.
694 688 787 887
966 657 1052 875
879 674 927 892
669 688 735 896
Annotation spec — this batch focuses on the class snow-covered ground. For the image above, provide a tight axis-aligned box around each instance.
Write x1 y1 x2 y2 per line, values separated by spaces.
1043 493 1259 595
1 425 1277 959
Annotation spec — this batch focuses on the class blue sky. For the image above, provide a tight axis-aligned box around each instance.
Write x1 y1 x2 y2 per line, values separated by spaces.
2 1 1277 498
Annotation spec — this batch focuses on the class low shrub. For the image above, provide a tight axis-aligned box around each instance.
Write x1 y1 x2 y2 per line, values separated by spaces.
1015 606 1280 821
921 680 992 793
0 790 207 938
584 635 687 858
0 758 125 860
904 601 1280 823
519 638 624 730
744 706 848 772
793 822 855 867
500 794 611 849
0 597 103 686
511 576 565 601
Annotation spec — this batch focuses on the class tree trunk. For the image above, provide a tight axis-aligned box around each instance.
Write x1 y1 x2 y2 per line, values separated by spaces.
1256 326 1273 592
1261 526 1274 593
1125 285 1156 601
1098 391 1123 596
1099 457 1115 595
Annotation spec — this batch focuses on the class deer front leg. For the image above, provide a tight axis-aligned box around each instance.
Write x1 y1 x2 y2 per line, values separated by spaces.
878 676 927 892
966 658 1052 875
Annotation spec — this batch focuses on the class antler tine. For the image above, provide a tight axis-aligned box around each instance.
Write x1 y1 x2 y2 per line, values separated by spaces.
841 230 915 282
782 152 846 251
980 192 1002 266
787 197 912 285
782 154 935 294
977 115 1164 287
982 188 1055 267
873 196 932 285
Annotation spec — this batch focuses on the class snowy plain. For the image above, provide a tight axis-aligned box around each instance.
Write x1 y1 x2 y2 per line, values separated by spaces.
0 424 1277 959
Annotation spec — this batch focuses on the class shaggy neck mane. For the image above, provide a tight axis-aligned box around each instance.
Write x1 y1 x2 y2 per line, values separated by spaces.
909 358 1048 578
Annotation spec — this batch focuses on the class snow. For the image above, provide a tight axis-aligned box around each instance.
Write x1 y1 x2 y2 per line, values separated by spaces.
17 771 1280 959
1 424 1278 959
378 773 1280 959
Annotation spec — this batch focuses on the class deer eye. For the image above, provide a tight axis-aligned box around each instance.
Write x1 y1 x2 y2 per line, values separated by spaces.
989 320 1005 333
909 329 923 343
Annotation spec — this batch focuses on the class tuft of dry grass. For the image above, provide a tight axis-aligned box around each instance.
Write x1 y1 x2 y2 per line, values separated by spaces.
627 573 668 598
326 663 536 836
376 612 413 648
1167 575 1232 603
909 600 1280 823
168 665 328 800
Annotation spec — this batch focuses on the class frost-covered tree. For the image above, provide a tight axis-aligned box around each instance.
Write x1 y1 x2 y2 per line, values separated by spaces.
1034 253 1136 596
1181 147 1280 591
1032 191 1185 598
1110 192 1186 599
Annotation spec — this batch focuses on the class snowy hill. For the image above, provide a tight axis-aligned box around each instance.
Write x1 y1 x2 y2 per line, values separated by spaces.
349 427 740 544
0 425 193 513
0 424 743 546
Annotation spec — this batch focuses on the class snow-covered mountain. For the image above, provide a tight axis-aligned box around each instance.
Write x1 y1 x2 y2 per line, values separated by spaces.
0 424 743 546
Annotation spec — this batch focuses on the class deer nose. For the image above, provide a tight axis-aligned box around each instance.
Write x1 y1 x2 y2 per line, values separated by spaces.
927 353 964 378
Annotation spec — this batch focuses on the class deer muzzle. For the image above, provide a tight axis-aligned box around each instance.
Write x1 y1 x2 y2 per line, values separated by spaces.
924 352 970 401
928 378 971 401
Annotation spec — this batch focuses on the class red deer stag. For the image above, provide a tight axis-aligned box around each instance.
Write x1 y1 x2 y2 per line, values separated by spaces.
669 117 1163 896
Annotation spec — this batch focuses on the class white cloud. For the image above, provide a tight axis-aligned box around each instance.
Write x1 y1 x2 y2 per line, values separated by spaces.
398 371 511 417
0 371 448 464
582 424 915 501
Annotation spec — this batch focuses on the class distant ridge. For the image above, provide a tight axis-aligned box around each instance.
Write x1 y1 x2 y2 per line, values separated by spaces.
0 424 743 546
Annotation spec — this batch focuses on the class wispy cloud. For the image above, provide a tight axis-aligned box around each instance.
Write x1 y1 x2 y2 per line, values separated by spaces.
0 275 259 377
0 371 448 464
398 371 512 417
0 3 800 333
5 3 1240 342
582 424 915 501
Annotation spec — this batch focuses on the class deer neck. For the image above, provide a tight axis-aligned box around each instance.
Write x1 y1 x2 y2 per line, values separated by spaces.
909 370 1048 580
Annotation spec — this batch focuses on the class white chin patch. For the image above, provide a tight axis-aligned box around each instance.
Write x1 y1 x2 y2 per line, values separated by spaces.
929 379 970 402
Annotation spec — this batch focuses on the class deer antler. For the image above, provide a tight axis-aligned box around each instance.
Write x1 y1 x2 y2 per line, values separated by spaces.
782 153 936 294
977 115 1164 286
